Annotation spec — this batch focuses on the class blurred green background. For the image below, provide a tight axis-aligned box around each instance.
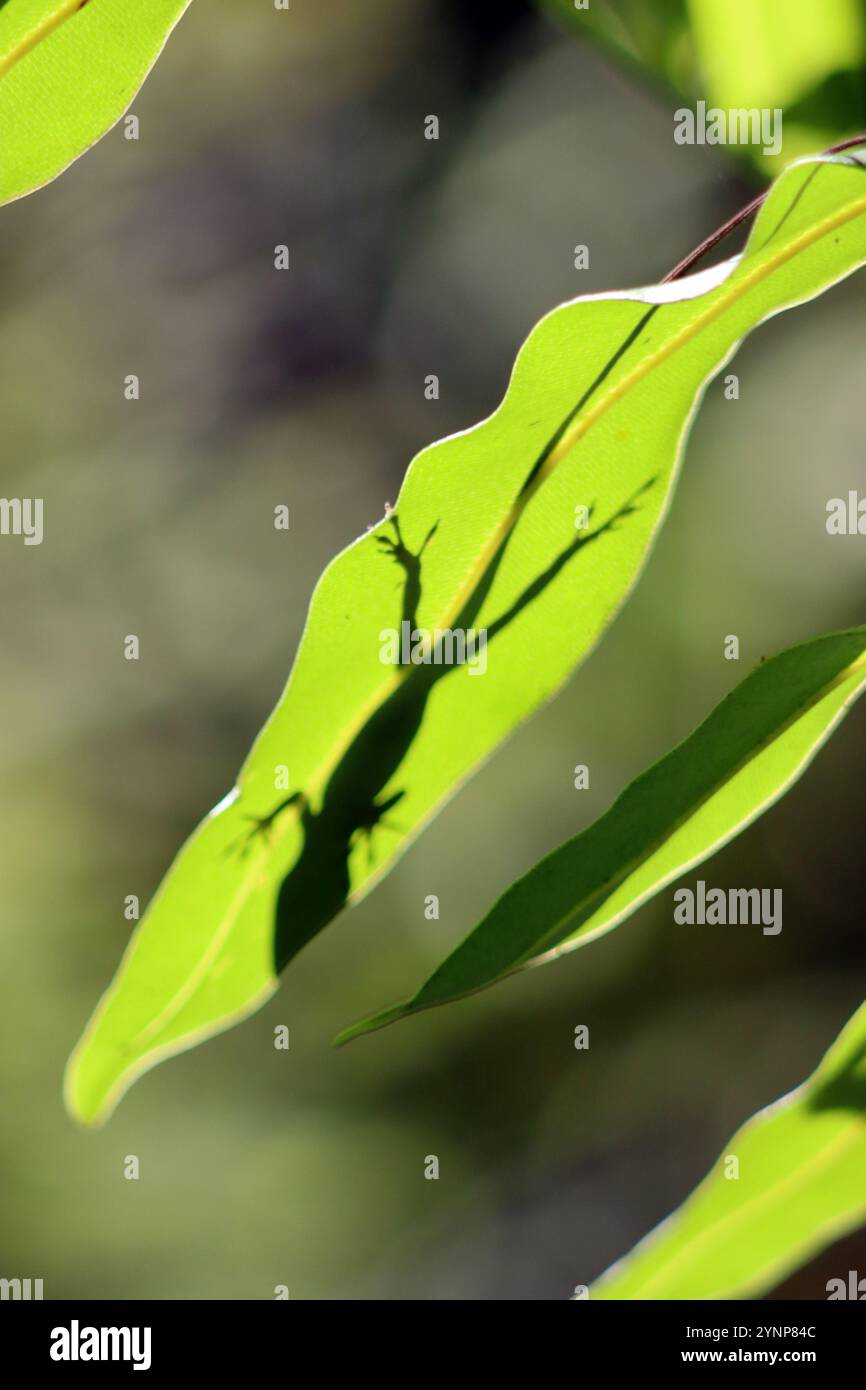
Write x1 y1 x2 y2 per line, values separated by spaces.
1 0 865 1299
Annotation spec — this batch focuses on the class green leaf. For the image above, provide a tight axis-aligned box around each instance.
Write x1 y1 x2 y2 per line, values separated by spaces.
590 998 866 1299
339 626 866 1043
0 0 192 206
67 153 866 1123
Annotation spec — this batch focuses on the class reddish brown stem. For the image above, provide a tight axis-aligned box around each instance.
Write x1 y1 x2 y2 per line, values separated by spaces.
663 135 866 283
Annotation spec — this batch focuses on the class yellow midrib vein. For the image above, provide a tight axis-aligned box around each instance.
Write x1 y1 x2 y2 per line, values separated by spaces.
0 0 90 82
118 179 866 1068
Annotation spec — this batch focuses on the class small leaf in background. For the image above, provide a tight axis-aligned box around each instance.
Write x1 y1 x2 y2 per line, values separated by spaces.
591 998 866 1298
686 0 864 111
686 0 866 169
339 626 866 1042
542 0 866 173
0 0 192 206
67 153 866 1124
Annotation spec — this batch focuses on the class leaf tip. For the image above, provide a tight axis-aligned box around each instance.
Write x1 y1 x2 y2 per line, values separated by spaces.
332 1001 412 1047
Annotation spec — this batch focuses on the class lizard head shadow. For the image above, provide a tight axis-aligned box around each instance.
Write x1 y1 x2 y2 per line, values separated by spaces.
377 514 438 629
257 478 656 973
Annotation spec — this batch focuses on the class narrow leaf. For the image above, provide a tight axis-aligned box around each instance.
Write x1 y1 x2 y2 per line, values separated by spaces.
591 998 866 1299
68 153 866 1122
0 0 192 206
339 627 866 1042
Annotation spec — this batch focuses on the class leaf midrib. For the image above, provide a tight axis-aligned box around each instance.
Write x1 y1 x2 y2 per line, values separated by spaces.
0 0 90 82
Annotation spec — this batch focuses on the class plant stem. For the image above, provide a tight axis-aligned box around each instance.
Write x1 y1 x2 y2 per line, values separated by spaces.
664 135 866 282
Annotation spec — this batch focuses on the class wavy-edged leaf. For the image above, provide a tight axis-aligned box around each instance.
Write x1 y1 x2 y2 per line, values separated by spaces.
67 153 866 1123
590 998 866 1299
0 0 192 206
339 627 866 1042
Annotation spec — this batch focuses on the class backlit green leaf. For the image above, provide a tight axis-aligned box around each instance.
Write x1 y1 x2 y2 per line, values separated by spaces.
339 627 866 1042
67 153 866 1123
591 997 866 1299
0 0 192 206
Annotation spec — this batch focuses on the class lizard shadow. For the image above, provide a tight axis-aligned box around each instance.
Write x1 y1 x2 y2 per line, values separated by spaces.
242 484 656 973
